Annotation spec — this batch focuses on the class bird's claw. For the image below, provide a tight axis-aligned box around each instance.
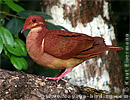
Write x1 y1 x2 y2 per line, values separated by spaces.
46 77 67 82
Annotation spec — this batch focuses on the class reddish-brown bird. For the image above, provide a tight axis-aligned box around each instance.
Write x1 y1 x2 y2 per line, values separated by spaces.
21 15 123 82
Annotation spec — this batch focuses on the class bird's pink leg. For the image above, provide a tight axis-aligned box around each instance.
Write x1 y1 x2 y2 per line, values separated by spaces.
46 69 72 82
54 69 66 78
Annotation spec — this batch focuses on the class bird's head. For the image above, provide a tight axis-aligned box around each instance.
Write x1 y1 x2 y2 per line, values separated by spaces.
21 15 46 33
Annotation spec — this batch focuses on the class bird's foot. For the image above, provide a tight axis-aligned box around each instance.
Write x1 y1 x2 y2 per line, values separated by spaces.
46 77 67 82
46 69 72 82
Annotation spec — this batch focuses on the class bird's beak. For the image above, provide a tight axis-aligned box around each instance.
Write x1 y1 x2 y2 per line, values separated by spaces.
21 25 29 33
21 23 32 33
21 28 26 33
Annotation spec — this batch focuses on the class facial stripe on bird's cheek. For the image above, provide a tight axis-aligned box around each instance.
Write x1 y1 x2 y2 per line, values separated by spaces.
31 23 38 27
31 22 45 28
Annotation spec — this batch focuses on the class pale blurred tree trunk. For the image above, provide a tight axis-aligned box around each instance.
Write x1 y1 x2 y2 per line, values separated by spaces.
40 0 124 94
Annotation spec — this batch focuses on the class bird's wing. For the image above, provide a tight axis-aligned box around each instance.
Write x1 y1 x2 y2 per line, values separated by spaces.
75 37 109 59
44 29 94 59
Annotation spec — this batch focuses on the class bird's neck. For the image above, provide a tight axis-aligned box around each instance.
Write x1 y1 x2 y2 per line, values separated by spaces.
31 25 46 35
26 25 47 51
28 25 47 40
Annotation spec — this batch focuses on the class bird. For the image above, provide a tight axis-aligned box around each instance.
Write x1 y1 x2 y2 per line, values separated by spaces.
21 15 123 82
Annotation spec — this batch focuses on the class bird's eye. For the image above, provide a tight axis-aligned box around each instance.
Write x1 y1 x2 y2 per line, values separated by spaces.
32 19 36 22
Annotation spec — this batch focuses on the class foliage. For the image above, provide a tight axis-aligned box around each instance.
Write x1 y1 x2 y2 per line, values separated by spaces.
0 0 65 71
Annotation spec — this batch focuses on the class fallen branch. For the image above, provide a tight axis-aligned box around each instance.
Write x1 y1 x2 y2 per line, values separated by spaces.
0 69 113 100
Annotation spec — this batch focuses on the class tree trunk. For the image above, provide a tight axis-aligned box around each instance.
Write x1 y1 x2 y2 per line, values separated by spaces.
41 0 124 94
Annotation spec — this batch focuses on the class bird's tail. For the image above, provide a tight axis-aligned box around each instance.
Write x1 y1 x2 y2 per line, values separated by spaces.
108 46 123 51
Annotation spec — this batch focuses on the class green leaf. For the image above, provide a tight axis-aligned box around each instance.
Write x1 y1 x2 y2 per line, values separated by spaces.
17 10 52 19
10 56 28 70
15 38 27 56
4 0 24 12
5 38 27 56
6 18 24 34
23 29 30 38
46 22 63 30
0 27 14 46
56 25 69 31
3 47 10 58
0 22 2 27
0 0 2 3
14 0 19 2
0 36 3 54
0 4 10 19
6 44 21 56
